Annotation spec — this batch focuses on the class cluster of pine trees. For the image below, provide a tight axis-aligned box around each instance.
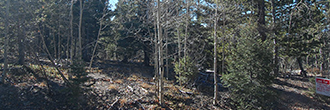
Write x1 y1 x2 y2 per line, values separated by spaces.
1 0 329 109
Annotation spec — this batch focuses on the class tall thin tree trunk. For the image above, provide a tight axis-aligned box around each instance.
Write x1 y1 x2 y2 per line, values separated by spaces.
306 56 309 67
144 47 150 66
272 0 279 76
38 25 70 85
184 0 189 71
153 1 159 96
165 29 169 80
157 0 164 107
177 5 182 86
320 48 323 72
297 57 307 77
78 0 83 60
58 20 61 60
53 32 56 59
221 0 225 91
70 0 74 62
89 4 107 68
2 0 10 83
213 0 218 105
258 0 266 41
165 0 169 80
18 17 25 65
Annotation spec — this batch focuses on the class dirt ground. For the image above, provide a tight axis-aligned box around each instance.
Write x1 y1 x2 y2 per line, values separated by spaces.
273 75 330 110
0 61 330 109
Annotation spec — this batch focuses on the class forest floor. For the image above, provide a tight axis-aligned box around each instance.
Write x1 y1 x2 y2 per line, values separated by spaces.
0 60 330 109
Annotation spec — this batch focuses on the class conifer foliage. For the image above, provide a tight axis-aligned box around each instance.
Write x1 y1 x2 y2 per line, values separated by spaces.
222 34 276 109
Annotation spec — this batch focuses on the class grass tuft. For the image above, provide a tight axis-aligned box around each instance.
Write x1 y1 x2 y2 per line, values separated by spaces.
119 98 127 107
114 79 123 84
141 83 152 89
108 84 117 90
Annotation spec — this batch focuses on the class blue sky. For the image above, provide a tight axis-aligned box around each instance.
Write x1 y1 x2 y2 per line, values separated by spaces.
109 0 118 11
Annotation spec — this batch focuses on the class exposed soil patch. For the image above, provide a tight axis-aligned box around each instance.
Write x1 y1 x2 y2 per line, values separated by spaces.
273 75 330 109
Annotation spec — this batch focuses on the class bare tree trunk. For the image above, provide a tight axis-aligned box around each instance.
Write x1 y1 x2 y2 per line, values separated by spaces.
177 25 181 86
144 46 150 66
38 26 70 85
58 19 61 60
78 0 83 60
306 56 309 67
69 0 74 62
213 0 218 105
153 1 159 96
53 32 56 59
2 0 10 83
297 57 307 77
165 0 169 80
89 21 102 69
177 5 182 86
184 0 189 71
221 0 225 97
274 38 279 76
272 0 279 76
89 2 109 68
258 0 266 41
157 0 164 107
165 30 169 80
18 17 25 65
320 48 323 72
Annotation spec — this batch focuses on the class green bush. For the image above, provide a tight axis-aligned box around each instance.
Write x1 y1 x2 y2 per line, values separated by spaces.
221 37 276 109
70 59 89 84
67 59 89 107
175 56 198 85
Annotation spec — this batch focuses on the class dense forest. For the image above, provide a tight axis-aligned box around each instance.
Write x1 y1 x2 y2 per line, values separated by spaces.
1 0 330 109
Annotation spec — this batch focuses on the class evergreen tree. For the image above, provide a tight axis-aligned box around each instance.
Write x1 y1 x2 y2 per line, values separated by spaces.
222 26 276 109
277 0 325 77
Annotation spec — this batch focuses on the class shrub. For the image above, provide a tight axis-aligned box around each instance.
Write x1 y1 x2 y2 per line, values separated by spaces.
66 59 89 107
70 59 89 84
221 37 276 109
174 56 198 85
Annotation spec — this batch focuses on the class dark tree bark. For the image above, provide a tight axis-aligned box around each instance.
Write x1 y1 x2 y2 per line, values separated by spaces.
2 0 10 83
18 18 25 65
184 0 189 72
144 46 150 66
78 0 83 59
69 0 74 62
272 0 279 76
258 0 267 41
297 57 307 77
177 7 182 86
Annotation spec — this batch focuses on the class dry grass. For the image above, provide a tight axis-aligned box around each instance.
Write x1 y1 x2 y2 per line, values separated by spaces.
127 77 137 81
141 83 152 89
131 74 139 78
108 84 117 90
114 79 123 84
38 81 47 88
119 98 127 107
164 85 178 92
127 74 140 81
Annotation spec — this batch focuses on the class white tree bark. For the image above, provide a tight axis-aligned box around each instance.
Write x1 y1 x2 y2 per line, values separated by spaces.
213 0 218 105
157 0 164 107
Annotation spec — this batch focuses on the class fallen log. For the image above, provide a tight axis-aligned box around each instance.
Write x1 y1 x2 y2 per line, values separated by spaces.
179 89 193 95
109 97 120 109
